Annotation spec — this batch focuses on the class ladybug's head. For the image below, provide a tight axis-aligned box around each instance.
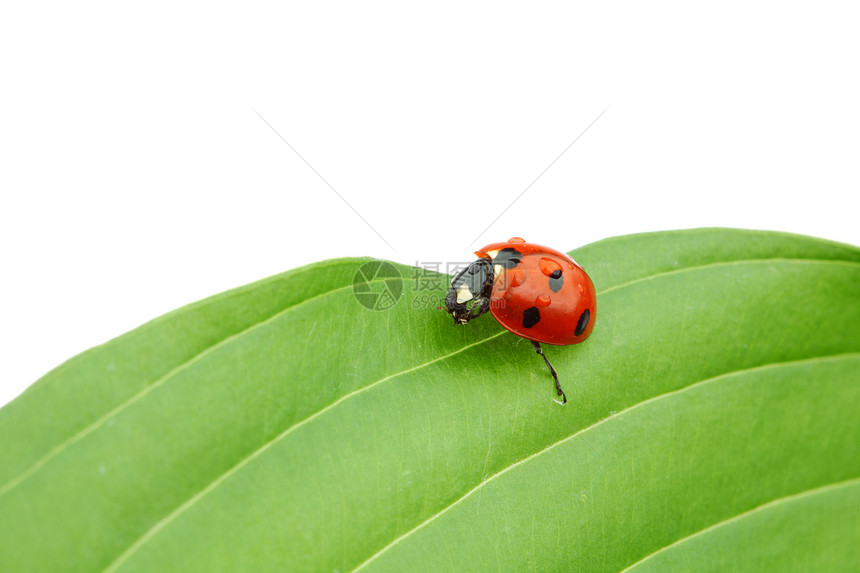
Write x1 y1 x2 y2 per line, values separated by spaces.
444 258 494 325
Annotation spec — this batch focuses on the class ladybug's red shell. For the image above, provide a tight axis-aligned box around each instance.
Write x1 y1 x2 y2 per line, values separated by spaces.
476 237 596 346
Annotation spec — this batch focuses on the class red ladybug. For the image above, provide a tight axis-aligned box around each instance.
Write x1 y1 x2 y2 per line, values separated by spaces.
445 237 596 403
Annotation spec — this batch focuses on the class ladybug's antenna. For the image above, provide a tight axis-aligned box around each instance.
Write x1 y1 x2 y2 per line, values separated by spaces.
531 341 567 404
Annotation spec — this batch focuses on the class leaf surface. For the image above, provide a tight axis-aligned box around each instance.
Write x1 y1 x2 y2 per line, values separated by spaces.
1 228 858 572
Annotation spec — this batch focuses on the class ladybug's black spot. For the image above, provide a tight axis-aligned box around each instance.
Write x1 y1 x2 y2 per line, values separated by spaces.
548 269 563 292
522 306 541 328
494 248 523 269
574 309 590 336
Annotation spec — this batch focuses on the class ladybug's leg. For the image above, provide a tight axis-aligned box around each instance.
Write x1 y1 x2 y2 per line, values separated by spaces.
531 341 567 404
463 294 491 322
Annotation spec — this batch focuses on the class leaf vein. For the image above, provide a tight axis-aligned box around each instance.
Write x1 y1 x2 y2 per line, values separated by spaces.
348 352 860 572
100 334 506 573
617 476 860 573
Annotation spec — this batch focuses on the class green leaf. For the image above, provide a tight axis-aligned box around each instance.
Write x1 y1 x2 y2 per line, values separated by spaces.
1 228 859 572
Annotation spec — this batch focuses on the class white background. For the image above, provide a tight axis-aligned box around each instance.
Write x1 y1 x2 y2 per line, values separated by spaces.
2 2 858 408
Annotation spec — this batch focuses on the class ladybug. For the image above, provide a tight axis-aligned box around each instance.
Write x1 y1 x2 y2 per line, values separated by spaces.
445 237 596 403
